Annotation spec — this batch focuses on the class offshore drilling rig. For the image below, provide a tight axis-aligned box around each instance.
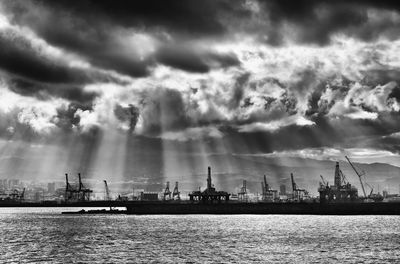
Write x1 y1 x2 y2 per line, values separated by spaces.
189 166 230 202
318 162 358 203
65 173 93 202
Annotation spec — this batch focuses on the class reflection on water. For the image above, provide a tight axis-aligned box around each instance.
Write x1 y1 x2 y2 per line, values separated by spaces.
0 208 399 263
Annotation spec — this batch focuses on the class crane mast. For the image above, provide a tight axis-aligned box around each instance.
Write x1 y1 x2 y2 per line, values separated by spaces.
345 156 367 198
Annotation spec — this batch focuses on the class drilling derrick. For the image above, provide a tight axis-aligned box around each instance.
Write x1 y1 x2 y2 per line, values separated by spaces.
163 181 172 200
172 182 180 200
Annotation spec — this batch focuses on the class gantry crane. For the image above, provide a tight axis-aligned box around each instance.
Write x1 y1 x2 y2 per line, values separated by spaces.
291 173 308 201
78 173 93 201
172 182 180 200
164 181 171 200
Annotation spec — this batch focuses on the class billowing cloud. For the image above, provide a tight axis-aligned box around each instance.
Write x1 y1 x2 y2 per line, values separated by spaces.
0 0 400 163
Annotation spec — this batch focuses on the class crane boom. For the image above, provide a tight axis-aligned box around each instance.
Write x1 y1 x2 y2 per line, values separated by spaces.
104 180 110 201
345 156 367 198
290 173 297 192
320 175 327 186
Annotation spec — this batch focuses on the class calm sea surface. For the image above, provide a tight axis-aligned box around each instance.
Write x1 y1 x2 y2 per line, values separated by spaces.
0 208 399 263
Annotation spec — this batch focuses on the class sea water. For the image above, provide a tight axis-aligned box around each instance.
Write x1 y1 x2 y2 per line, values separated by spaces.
0 208 399 263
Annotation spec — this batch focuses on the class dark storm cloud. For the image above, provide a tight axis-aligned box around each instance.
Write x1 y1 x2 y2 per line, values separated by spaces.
225 113 400 154
362 69 400 86
229 72 251 109
258 0 400 45
54 103 84 131
114 104 140 132
45 0 232 36
139 88 189 135
8 78 99 104
156 45 240 73
0 30 92 84
2 0 246 77
1 0 400 148
0 26 120 105
2 0 399 84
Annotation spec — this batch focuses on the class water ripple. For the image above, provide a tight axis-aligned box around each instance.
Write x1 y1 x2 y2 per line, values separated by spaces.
0 208 399 263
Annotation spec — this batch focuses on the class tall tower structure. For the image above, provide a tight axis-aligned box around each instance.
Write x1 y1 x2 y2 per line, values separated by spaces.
334 162 341 187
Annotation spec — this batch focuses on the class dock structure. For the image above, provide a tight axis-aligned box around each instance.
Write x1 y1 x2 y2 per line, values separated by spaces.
318 162 358 203
189 166 230 202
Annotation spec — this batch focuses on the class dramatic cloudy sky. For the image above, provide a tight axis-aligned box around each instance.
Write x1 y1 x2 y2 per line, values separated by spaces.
1 0 400 187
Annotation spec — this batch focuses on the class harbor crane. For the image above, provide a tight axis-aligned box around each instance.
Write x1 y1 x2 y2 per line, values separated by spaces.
261 175 278 201
345 156 368 198
291 173 308 201
172 182 180 200
104 180 111 201
263 175 269 191
78 173 93 201
65 173 77 201
261 175 269 199
163 181 172 200
65 173 93 202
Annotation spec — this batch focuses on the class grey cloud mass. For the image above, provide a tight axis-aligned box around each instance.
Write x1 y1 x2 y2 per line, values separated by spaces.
0 0 400 161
